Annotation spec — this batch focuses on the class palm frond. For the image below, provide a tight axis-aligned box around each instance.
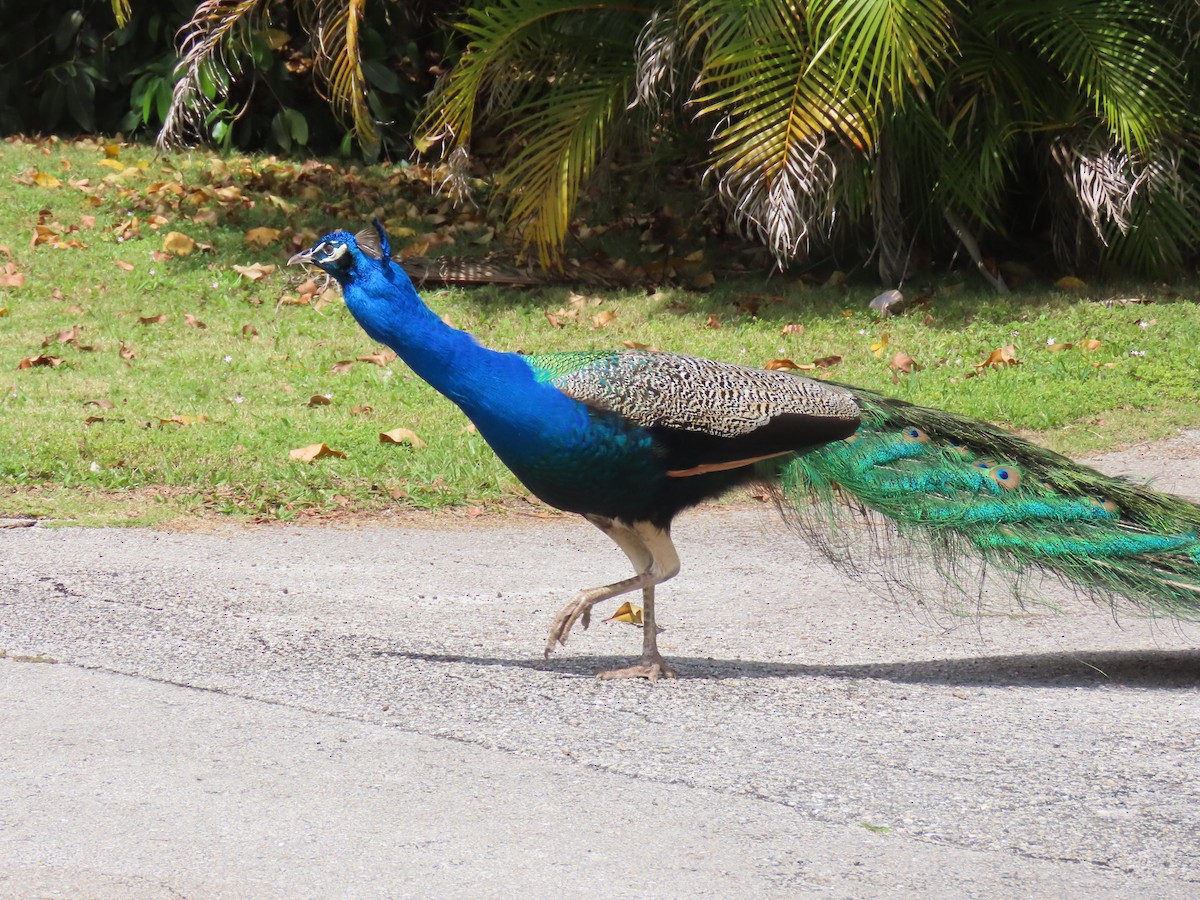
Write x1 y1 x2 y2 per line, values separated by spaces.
806 0 958 110
497 60 634 264
304 0 378 156
686 1 865 264
158 0 267 148
1099 142 1200 273
630 7 685 114
995 0 1184 151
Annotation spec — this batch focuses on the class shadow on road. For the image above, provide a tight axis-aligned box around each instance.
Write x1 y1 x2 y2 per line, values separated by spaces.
374 647 1200 688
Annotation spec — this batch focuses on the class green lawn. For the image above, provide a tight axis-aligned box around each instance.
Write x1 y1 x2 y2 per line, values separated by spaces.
2 136 1198 525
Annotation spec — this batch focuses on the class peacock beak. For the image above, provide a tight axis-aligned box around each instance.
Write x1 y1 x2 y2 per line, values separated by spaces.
287 249 313 266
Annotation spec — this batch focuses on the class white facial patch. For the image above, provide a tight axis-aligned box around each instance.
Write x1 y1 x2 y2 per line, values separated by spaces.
323 242 349 263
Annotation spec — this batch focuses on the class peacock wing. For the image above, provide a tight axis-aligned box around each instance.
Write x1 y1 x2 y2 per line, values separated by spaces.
523 350 861 474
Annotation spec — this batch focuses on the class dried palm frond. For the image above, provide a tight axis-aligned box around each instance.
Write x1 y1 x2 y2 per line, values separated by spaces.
302 0 378 156
157 0 265 148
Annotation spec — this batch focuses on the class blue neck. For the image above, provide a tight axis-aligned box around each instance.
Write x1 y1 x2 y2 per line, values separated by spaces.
338 260 564 432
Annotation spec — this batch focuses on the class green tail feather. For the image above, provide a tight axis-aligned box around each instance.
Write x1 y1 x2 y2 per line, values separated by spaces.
779 388 1200 619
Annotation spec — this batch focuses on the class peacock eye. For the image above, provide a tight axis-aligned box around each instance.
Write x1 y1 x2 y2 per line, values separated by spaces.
987 464 1021 489
902 426 929 443
315 241 349 266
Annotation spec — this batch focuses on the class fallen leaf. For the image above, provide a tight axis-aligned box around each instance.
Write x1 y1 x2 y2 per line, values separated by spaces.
33 171 62 188
689 271 716 289
183 313 207 329
42 325 80 347
306 394 332 407
162 231 197 256
84 416 106 425
138 314 168 325
705 314 722 329
889 351 920 374
232 262 276 281
622 341 660 351
158 414 208 426
781 323 805 336
113 259 134 272
604 600 644 625
379 427 427 448
119 342 136 360
242 323 259 338
84 398 116 409
975 345 1021 369
349 405 373 415
1080 339 1103 351
871 331 890 358
331 360 356 374
289 443 346 462
592 309 618 329
1055 276 1087 291
544 311 566 328
1045 340 1072 352
0 264 26 288
357 349 398 367
765 358 813 371
244 226 282 247
17 354 65 369
813 355 843 369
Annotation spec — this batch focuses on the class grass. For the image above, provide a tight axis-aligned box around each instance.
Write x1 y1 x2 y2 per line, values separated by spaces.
2 135 1199 525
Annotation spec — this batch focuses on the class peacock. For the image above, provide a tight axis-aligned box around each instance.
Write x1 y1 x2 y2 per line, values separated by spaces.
289 221 1200 680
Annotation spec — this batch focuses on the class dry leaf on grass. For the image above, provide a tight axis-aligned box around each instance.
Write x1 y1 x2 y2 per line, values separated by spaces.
243 226 282 247
17 354 65 369
162 231 196 256
379 428 426 448
232 262 276 281
290 443 346 462
357 349 397 366
975 345 1020 369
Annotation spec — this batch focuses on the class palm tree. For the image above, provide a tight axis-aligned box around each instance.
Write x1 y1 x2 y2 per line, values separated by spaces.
157 0 1200 280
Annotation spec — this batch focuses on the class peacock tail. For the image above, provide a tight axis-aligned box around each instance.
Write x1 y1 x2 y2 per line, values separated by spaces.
780 387 1200 619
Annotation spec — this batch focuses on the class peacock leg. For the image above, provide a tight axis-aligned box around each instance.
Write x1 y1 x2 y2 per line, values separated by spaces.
544 518 680 681
596 582 678 682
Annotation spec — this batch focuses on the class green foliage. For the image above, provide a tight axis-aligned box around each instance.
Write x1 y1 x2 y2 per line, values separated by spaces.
0 1 443 157
415 0 1200 279
155 0 448 158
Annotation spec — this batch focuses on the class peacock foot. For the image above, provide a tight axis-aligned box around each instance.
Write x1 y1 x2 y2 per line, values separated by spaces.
597 655 678 683
544 590 596 657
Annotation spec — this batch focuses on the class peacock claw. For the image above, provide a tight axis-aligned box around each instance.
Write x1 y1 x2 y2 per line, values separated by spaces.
544 590 596 657
597 657 678 683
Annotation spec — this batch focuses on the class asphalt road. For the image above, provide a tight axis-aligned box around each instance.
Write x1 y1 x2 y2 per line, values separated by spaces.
3 433 1200 897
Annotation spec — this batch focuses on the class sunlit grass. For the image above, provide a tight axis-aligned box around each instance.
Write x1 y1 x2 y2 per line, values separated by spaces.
2 136 1199 524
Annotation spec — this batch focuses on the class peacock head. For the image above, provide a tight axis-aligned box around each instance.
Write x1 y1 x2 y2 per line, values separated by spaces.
287 219 393 284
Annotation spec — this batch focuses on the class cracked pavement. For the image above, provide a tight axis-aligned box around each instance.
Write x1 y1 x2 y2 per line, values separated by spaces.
2 433 1200 897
